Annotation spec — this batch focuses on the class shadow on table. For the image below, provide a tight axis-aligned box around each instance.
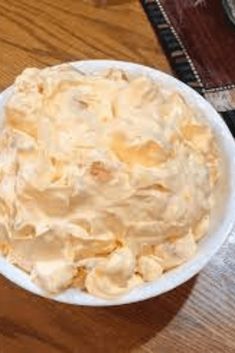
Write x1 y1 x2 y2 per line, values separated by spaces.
0 275 197 353
55 277 197 353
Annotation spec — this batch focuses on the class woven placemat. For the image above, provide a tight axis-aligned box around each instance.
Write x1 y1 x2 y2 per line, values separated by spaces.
141 0 235 136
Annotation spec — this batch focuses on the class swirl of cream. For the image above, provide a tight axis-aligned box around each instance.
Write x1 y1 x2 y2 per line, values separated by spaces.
85 247 142 299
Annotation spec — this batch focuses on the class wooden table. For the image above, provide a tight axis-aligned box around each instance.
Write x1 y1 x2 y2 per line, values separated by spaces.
0 1 235 352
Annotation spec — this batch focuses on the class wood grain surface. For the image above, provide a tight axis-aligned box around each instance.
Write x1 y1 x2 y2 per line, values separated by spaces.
0 1 235 352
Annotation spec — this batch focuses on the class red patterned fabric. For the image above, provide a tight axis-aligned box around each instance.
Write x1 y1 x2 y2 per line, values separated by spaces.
141 0 235 135
164 0 235 89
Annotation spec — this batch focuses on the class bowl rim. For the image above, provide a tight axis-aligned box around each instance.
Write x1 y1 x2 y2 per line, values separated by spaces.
0 59 235 307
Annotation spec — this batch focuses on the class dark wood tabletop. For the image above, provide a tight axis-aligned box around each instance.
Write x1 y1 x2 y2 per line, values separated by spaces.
0 1 235 352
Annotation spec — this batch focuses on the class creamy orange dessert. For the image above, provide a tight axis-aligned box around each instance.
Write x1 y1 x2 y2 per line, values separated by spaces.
0 65 220 298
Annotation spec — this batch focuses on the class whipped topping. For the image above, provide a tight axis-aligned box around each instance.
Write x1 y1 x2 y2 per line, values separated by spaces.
0 65 220 298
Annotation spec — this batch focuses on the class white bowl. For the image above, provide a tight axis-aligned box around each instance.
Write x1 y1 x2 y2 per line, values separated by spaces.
0 60 235 307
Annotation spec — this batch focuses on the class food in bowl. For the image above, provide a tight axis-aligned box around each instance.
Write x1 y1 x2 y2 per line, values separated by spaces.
0 64 220 299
